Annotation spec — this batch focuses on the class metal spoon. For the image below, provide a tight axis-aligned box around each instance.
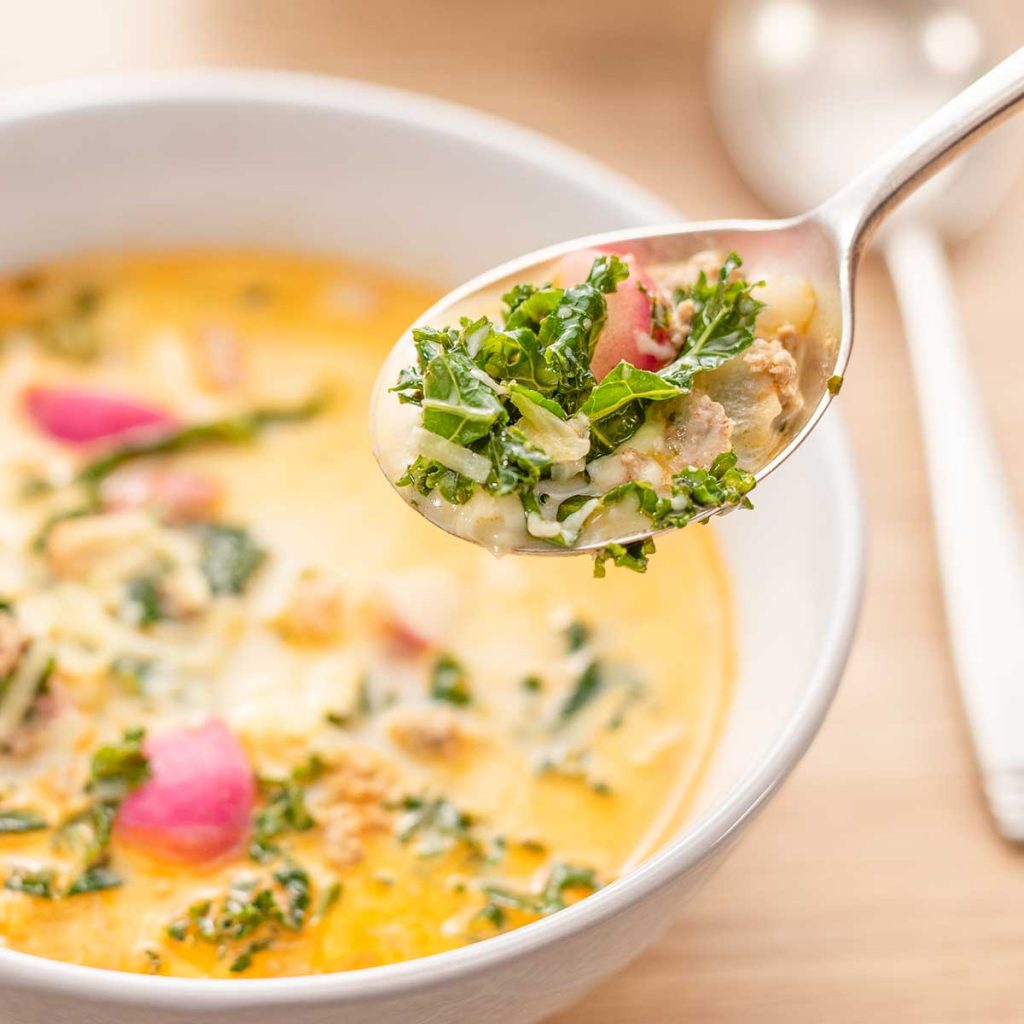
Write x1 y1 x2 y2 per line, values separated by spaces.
372 44 1024 559
710 0 1024 843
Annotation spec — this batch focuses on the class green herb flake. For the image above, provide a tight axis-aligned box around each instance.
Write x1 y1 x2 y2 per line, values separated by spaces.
477 861 600 929
166 867 322 973
121 575 166 628
4 866 56 899
430 654 472 707
194 523 266 596
317 880 342 919
87 728 150 802
593 538 656 578
827 373 844 396
564 620 591 653
659 253 764 391
66 864 122 897
249 756 325 864
395 795 494 860
0 809 48 834
557 662 604 722
56 728 150 874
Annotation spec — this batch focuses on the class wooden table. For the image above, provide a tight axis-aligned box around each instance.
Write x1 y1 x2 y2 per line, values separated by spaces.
1 2 1021 1019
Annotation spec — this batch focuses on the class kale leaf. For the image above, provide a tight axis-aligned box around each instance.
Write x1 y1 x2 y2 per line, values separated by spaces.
557 661 603 722
536 254 628 412
430 654 472 706
397 456 477 506
249 755 325 864
658 252 763 390
56 728 150 873
0 809 47 834
593 539 657 578
66 864 122 897
166 865 315 973
194 523 266 596
476 326 560 394
477 861 599 928
580 361 682 455
4 866 56 899
416 324 506 445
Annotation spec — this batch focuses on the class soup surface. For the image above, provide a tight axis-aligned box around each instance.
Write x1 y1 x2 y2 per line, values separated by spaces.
0 251 732 977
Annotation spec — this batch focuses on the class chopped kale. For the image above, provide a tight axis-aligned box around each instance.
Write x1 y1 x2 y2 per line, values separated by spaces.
477 861 600 928
273 864 312 930
658 252 764 390
4 866 57 899
397 456 477 506
121 574 167 628
56 728 150 874
593 539 656 578
194 523 266 596
165 866 317 973
66 864 122 897
230 939 273 974
316 880 343 919
536 749 612 795
414 323 506 445
87 728 151 802
581 362 681 455
0 809 48 834
55 801 118 869
564 620 591 653
249 755 326 863
430 654 472 706
395 795 499 861
557 662 604 722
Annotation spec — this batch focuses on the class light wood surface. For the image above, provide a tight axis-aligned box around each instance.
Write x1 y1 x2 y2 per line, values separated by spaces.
1 2 1022 1020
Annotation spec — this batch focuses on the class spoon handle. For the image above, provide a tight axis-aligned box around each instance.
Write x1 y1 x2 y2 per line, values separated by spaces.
819 46 1024 255
884 223 1024 842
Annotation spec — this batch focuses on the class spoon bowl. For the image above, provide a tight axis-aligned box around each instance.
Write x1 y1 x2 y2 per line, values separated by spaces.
372 45 1024 556
372 211 846 554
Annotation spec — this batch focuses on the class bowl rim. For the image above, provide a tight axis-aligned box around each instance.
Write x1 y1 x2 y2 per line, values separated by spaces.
0 68 866 1009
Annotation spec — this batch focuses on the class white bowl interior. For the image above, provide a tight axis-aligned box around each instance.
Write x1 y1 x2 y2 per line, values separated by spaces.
0 74 863 1015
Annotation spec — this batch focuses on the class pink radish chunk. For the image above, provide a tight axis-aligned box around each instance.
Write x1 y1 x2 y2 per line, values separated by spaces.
117 719 255 863
551 248 663 381
23 386 176 445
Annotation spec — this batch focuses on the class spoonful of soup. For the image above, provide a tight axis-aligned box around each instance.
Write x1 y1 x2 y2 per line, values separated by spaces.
372 46 1024 575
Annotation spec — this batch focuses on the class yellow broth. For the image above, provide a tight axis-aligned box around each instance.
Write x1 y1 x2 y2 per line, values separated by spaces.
0 252 732 977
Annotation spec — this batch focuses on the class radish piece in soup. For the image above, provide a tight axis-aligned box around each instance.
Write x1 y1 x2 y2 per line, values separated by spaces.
116 719 254 863
23 386 175 445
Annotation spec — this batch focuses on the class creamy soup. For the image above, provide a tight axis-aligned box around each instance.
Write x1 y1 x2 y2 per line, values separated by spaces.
373 247 818 574
0 252 732 978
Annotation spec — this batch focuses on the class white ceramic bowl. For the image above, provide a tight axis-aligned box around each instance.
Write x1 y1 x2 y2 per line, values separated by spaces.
0 72 865 1024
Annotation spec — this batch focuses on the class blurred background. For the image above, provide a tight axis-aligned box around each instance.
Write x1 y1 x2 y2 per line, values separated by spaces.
0 1 1020 1020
